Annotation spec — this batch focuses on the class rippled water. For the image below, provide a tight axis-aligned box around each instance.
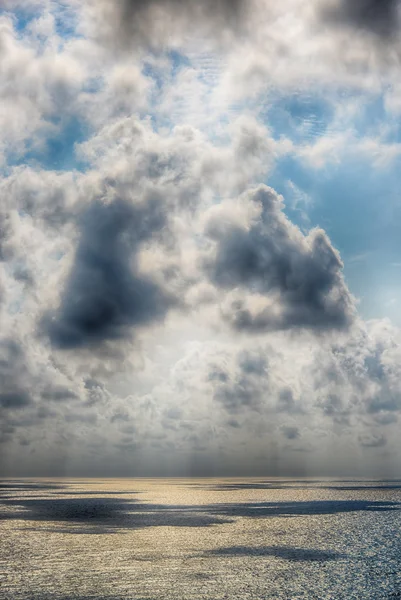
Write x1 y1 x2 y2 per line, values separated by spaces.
1 478 401 599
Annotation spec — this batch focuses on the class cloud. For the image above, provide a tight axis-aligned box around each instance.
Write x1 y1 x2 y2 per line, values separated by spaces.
0 340 33 412
2 315 401 475
281 425 300 440
0 391 32 410
1 1 401 477
0 208 13 262
82 0 249 52
43 196 175 349
211 349 269 414
203 185 355 333
322 0 401 39
0 13 85 166
41 386 78 402
359 432 387 447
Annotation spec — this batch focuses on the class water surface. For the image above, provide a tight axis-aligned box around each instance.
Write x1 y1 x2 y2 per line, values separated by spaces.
1 478 401 599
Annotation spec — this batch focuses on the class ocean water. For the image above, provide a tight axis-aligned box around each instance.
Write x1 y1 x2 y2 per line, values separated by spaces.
1 478 401 599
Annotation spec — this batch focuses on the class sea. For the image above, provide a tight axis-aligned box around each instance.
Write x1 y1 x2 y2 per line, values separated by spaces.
1 478 401 599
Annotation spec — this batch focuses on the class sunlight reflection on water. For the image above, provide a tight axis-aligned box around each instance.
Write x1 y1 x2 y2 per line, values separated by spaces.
1 478 401 599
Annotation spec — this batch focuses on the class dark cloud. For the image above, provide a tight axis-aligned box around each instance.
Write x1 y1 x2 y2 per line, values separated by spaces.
205 186 355 333
0 391 31 410
0 210 12 262
317 393 349 423
43 197 174 349
65 413 98 424
0 340 32 411
277 388 298 414
214 381 257 413
208 367 229 383
89 0 248 50
110 410 131 423
237 350 268 376
281 426 300 440
322 0 401 39
312 326 401 431
41 386 78 402
367 395 401 414
359 432 387 448
164 406 182 420
210 349 268 414
119 0 246 22
12 265 34 287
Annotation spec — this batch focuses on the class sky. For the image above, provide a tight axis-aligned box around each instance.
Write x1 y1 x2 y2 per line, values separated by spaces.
2 0 401 477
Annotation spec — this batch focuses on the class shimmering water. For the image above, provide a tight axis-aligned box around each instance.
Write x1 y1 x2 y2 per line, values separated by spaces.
1 478 401 599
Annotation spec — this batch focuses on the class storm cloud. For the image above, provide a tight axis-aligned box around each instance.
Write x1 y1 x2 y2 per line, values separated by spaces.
204 186 355 333
322 0 401 39
85 0 249 50
44 196 174 349
0 340 33 412
208 349 269 414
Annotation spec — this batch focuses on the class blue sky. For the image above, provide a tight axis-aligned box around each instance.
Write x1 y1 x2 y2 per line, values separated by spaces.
12 68 400 325
6 12 399 326
266 91 401 323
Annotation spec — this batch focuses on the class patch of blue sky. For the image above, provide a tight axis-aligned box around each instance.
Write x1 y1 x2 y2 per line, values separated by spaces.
144 50 192 97
344 254 401 323
345 92 401 142
6 7 37 35
261 86 401 316
168 49 191 77
142 58 173 131
261 90 335 145
51 2 80 40
8 116 90 173
143 50 194 132
262 87 401 151
268 139 401 322
144 50 235 143
7 3 79 42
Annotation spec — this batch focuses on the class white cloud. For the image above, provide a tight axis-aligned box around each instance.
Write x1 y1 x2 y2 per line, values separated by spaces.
1 0 401 476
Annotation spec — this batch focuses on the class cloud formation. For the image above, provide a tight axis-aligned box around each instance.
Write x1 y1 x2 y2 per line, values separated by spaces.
44 196 174 349
323 0 401 38
0 340 33 411
204 185 355 333
83 0 249 51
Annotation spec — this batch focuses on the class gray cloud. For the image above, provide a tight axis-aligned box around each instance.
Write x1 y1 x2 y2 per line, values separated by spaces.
119 0 246 23
204 186 355 333
359 432 387 448
210 349 269 414
43 196 174 349
316 392 350 425
0 391 32 410
0 340 33 411
281 425 300 440
0 210 12 263
322 0 401 39
86 0 248 51
237 350 268 376
41 386 78 402
277 388 299 414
